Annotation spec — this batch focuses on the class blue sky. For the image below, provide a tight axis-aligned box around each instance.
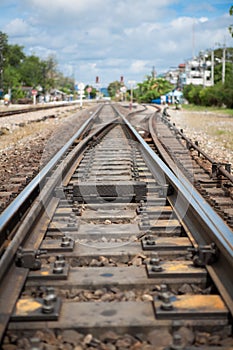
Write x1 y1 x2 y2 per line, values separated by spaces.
0 0 232 87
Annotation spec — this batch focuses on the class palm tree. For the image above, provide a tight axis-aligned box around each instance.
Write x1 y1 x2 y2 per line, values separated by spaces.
136 75 173 103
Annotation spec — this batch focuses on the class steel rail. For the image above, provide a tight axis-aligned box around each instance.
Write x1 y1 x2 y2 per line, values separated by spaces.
0 104 103 239
0 101 81 118
148 113 189 182
114 106 233 315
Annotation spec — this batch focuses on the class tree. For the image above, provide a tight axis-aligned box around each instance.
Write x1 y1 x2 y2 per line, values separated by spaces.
0 31 68 98
0 31 8 94
5 44 25 67
56 72 74 94
108 80 122 98
229 6 233 37
84 85 97 99
19 55 44 87
135 75 173 103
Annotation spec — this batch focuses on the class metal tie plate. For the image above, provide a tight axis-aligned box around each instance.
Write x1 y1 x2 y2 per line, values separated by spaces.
153 294 229 321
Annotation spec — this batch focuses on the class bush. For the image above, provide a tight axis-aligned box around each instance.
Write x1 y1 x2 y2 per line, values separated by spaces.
183 82 233 108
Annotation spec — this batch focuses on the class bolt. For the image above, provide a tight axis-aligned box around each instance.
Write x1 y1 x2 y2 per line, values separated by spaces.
137 206 143 214
42 295 54 314
73 207 82 216
146 237 156 246
53 260 64 274
159 292 169 302
170 333 184 350
61 236 71 247
46 287 57 301
145 235 151 240
158 284 168 299
30 337 43 350
141 213 150 228
53 255 65 274
56 254 65 265
150 253 163 272
160 293 173 311
160 284 167 292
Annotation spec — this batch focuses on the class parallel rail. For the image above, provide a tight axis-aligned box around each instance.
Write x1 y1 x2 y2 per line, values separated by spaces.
120 107 233 311
0 103 232 348
0 102 81 118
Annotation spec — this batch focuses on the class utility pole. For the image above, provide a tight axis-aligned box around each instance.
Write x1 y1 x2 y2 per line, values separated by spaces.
211 50 214 86
0 34 4 97
128 80 135 110
222 45 226 84
192 19 195 58
151 66 156 78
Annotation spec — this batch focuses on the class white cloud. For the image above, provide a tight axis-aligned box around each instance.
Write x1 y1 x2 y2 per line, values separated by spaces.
2 0 232 85
4 18 32 36
130 60 149 73
199 17 209 23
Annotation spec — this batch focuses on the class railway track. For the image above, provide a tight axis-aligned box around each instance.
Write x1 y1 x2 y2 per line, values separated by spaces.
149 109 233 229
0 103 96 214
0 103 232 349
127 105 233 230
0 102 80 118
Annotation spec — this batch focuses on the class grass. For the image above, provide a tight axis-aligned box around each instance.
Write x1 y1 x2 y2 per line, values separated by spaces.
211 129 233 149
181 104 233 116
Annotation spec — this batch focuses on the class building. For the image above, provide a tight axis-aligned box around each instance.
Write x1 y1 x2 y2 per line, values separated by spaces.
166 56 213 88
185 57 212 86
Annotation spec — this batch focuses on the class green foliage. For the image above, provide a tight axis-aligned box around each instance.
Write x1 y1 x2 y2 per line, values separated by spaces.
5 44 25 67
107 81 122 98
183 79 233 109
199 84 223 107
3 65 21 88
183 84 204 106
229 5 233 37
222 83 233 109
0 31 75 100
183 50 233 109
106 75 173 103
19 55 44 87
84 85 97 99
135 76 173 103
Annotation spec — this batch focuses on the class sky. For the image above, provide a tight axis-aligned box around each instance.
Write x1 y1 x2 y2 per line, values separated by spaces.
0 0 233 87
